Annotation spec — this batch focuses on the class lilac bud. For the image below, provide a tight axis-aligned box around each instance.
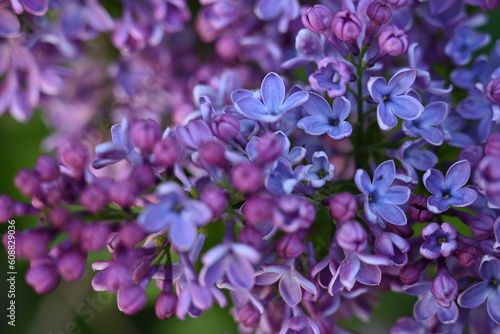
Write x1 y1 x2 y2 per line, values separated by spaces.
14 169 40 197
408 194 433 223
156 292 177 319
57 247 87 282
118 285 147 315
109 181 137 209
256 133 283 165
486 133 500 157
34 156 59 181
455 246 478 267
80 184 109 213
301 5 332 34
80 223 110 251
459 144 484 169
399 262 424 285
131 119 162 152
120 222 145 247
17 228 53 259
14 202 38 216
211 113 240 142
238 226 263 249
67 219 84 242
231 163 263 194
153 138 180 167
482 0 500 10
0 195 14 222
242 197 274 226
470 214 495 239
431 274 458 308
235 304 260 329
336 221 367 253
59 141 89 171
200 187 227 219
296 29 324 57
390 224 414 239
48 207 70 229
374 232 410 266
485 78 500 104
276 233 304 258
26 264 60 294
215 35 241 61
331 10 362 42
378 25 409 57
327 192 357 221
200 142 227 168
130 165 157 190
367 1 393 25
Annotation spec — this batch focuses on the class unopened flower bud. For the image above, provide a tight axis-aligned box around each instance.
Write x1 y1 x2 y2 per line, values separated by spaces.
301 5 332 34
336 221 367 252
109 181 137 209
256 133 283 165
235 304 261 329
80 184 109 213
26 264 60 294
200 187 227 219
211 113 240 142
48 207 70 229
17 228 53 259
459 144 483 169
131 119 162 152
153 138 180 166
486 133 500 156
80 223 110 251
276 233 304 258
431 274 458 308
486 78 500 103
120 222 145 247
118 285 147 315
156 292 177 319
470 214 495 239
295 29 324 57
0 195 14 222
455 246 478 267
59 141 88 172
200 141 227 168
408 194 433 223
215 35 241 61
400 260 427 285
231 163 263 194
331 10 362 42
367 0 393 25
379 25 409 57
34 155 59 181
328 192 357 221
130 165 157 190
238 226 263 249
15 169 40 197
57 247 87 282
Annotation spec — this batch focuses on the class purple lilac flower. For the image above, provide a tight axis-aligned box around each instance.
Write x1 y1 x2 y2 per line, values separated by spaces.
233 72 309 123
387 139 438 182
304 151 335 188
420 222 457 259
137 183 212 251
458 255 500 324
456 87 496 143
59 0 114 40
266 158 306 195
8 0 48 15
298 92 352 140
445 25 490 66
255 263 318 307
279 315 321 334
450 56 491 91
367 69 424 131
254 0 300 33
402 101 448 146
308 57 351 98
355 160 411 226
423 159 477 213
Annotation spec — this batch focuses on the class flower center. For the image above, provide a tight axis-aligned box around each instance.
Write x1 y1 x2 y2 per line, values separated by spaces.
489 278 499 288
173 203 184 212
318 170 327 178
330 119 340 126
437 236 448 245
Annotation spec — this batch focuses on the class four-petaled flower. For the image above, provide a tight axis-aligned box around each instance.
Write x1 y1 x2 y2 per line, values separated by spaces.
233 72 309 123
305 151 335 188
420 222 457 259
355 160 411 226
458 255 500 324
423 159 477 214
298 92 352 140
367 69 424 131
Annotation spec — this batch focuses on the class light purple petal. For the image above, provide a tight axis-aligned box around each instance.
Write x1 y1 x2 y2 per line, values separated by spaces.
407 149 437 171
170 218 196 252
356 262 382 286
327 121 352 140
302 92 331 117
355 169 372 194
377 103 398 131
448 188 477 207
297 116 329 135
190 283 213 310
357 253 391 266
255 0 283 20
373 160 396 191
421 101 448 126
479 257 500 281
427 195 450 214
387 69 417 96
137 204 172 233
339 254 360 290
280 91 309 114
95 142 128 159
175 287 190 320
227 256 255 289
234 97 268 120
487 291 500 324
420 127 444 146
255 272 282 285
333 96 351 120
231 244 260 264
423 169 445 195
20 0 48 15
261 72 285 112
414 293 438 320
458 281 490 308
373 203 407 225
444 160 471 190
200 259 225 286
367 76 387 102
436 301 459 324
292 270 318 296
279 274 302 306
0 9 20 37
386 96 423 120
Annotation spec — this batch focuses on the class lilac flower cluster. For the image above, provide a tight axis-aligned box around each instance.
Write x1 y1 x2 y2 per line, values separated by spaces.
2 0 500 333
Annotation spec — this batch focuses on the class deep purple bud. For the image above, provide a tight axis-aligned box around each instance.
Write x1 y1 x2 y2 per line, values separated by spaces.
153 138 180 166
459 145 484 169
14 169 40 197
431 274 458 308
59 141 89 171
200 187 227 219
470 214 495 239
455 246 478 267
117 285 147 315
400 260 427 285
57 247 87 282
408 194 433 223
130 165 157 190
486 133 500 157
216 35 242 61
17 228 53 259
482 0 500 10
238 226 263 249
200 142 227 168
26 264 60 294
367 1 393 25
156 292 177 319
48 207 70 229
120 222 145 247
485 78 500 104
34 156 59 181
336 221 367 252
331 10 362 42
131 119 162 152
276 233 304 258
235 304 261 329
109 181 137 209
301 5 332 34
378 25 409 56
242 197 274 226
80 223 110 251
211 114 241 142
0 195 14 222
80 184 109 213
256 133 283 165
374 232 410 266
328 192 357 221
231 163 263 194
